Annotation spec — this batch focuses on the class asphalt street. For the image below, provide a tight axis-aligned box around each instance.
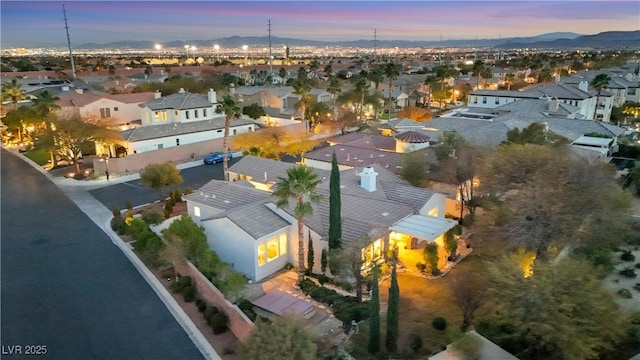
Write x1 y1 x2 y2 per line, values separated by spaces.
89 158 239 210
0 149 204 359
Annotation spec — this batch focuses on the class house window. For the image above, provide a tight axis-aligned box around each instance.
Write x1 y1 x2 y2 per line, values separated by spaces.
495 98 499 105
428 208 438 217
194 206 200 217
472 96 478 104
185 110 190 120
628 88 637 96
195 109 199 118
176 138 180 146
279 233 287 255
267 238 279 262
233 129 237 135
257 243 266 266
157 144 163 149
203 109 207 117
154 112 160 121
114 107 119 111
482 97 487 104
100 108 111 118
154 111 167 121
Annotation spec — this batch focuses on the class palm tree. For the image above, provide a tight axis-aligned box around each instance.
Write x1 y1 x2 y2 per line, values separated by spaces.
292 79 312 133
472 60 485 89
424 75 438 109
272 165 323 285
353 74 369 120
2 79 26 141
326 78 341 120
383 62 401 118
590 73 611 120
216 94 241 180
504 73 516 91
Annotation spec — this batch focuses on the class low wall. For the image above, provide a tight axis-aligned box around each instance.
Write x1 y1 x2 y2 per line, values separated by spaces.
93 138 224 176
175 261 255 342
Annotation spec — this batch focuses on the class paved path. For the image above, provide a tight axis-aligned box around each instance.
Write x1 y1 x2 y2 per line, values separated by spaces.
1 148 217 359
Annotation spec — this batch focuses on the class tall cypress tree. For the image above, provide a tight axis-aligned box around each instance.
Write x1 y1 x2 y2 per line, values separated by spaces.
307 233 314 274
368 266 380 354
328 151 342 250
386 261 399 353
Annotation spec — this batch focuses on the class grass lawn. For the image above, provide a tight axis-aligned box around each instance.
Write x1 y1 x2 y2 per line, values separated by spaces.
22 148 50 166
347 229 502 359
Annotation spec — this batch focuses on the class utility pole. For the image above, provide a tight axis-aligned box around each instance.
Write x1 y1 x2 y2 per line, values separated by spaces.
62 4 77 80
268 20 273 75
373 28 377 63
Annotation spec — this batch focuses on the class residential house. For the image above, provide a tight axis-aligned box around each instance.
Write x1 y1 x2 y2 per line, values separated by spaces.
468 81 613 121
56 90 156 129
429 330 519 360
118 88 256 154
231 85 331 119
185 156 457 281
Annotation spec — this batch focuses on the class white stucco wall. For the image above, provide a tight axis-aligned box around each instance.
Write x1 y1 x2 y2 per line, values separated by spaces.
127 123 255 153
419 192 447 218
201 217 257 280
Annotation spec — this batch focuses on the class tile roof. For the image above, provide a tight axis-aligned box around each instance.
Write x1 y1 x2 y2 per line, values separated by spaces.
57 92 156 108
229 155 330 184
142 92 215 110
185 179 272 211
219 202 290 239
305 144 405 172
395 131 431 143
121 117 254 142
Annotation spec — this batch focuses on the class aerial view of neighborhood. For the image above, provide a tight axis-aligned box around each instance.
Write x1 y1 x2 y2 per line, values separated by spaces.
2 1 640 359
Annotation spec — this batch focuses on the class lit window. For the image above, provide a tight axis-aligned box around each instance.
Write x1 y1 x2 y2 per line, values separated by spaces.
194 206 200 217
154 111 160 121
428 208 438 217
279 233 287 255
257 243 266 266
267 238 279 262
161 111 167 121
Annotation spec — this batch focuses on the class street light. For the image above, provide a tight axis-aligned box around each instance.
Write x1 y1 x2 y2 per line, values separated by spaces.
242 45 248 65
184 44 190 60
213 44 220 62
154 44 162 51
100 155 110 180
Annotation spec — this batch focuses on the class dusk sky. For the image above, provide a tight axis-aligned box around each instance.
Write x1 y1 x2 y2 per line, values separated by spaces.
2 1 639 48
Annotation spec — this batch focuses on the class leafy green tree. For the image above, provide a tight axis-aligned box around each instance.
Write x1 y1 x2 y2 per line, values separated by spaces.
503 122 568 146
479 143 632 260
368 266 380 354
31 90 61 167
326 78 341 119
140 161 184 198
320 248 328 274
2 106 39 144
328 152 342 250
162 214 208 264
273 165 323 284
590 73 611 120
472 60 487 89
51 115 123 173
307 236 314 273
423 243 439 275
278 67 286 79
216 93 242 180
241 315 317 360
435 130 467 161
631 160 640 196
385 261 399 353
486 257 623 360
242 103 266 120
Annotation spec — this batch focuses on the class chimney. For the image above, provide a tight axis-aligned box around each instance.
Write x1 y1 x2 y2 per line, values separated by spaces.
154 90 161 99
359 166 378 192
208 89 217 103
548 99 559 112
578 81 588 92
178 88 186 93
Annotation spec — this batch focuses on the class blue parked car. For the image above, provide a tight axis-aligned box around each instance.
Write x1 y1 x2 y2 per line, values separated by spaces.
203 151 232 165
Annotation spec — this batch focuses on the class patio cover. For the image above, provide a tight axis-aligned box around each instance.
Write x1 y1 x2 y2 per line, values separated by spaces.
390 214 458 242
252 290 315 318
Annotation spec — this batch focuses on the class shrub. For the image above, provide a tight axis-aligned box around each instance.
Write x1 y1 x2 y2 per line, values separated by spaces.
620 267 638 278
318 274 330 285
432 317 447 331
141 209 164 225
236 298 257 321
171 189 183 203
111 206 122 217
618 288 633 299
110 215 127 235
125 200 133 211
634 283 640 292
169 281 183 293
284 263 294 271
204 306 219 322
407 332 423 353
178 276 193 288
184 187 194 195
636 263 640 269
196 299 207 312
621 250 636 262
416 262 427 273
210 312 228 334
182 285 196 302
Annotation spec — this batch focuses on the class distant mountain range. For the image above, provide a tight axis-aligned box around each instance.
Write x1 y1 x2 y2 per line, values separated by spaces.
75 30 639 50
